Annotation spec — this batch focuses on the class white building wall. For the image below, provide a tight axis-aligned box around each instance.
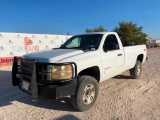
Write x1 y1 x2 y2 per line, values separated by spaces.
147 40 160 45
155 40 160 44
0 32 71 57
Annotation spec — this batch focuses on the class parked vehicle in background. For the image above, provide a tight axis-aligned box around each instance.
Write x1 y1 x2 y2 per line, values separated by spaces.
155 43 160 47
12 32 147 111
146 44 154 49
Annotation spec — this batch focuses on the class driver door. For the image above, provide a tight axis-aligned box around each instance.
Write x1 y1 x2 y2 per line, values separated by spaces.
101 34 124 81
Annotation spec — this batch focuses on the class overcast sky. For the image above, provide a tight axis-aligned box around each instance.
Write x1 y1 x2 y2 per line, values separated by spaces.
0 0 160 39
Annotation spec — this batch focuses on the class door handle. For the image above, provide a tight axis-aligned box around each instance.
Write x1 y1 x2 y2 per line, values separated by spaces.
118 54 122 56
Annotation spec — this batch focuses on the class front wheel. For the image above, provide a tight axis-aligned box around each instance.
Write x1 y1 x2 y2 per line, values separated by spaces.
130 60 142 79
71 76 99 111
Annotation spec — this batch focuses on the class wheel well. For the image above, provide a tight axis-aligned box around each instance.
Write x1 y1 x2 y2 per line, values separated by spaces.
78 66 100 82
137 54 143 63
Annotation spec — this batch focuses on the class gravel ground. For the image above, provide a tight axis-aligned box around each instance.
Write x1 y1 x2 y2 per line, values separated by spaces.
0 48 160 120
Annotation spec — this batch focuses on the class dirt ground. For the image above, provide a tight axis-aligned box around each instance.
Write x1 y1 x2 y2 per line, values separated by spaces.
0 48 160 120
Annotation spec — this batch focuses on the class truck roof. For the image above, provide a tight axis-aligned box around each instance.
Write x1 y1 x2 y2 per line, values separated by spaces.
75 32 117 36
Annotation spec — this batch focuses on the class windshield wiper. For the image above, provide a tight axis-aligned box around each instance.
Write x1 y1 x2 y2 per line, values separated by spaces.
53 47 95 52
59 47 67 49
59 47 83 49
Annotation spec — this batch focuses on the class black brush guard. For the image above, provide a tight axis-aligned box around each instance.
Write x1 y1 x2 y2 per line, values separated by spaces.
12 56 77 99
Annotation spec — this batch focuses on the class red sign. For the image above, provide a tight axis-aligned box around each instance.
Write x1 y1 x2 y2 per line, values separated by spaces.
0 56 21 66
0 57 14 66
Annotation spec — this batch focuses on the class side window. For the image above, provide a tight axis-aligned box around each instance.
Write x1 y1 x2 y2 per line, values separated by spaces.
103 35 119 51
66 38 80 48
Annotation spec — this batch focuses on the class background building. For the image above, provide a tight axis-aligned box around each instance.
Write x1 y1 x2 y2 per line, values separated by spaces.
0 32 71 66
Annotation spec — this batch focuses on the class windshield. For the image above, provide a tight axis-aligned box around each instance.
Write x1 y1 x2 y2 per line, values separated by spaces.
60 34 103 50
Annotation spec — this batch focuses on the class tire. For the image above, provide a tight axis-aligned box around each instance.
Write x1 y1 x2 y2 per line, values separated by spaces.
71 75 99 111
130 60 142 79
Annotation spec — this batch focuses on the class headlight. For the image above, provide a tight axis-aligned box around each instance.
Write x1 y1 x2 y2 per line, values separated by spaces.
51 64 73 80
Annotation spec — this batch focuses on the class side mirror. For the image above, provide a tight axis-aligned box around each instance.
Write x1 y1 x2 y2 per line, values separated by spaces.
103 43 118 52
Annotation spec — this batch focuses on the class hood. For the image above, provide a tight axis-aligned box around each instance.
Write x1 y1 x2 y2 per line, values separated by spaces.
23 49 84 63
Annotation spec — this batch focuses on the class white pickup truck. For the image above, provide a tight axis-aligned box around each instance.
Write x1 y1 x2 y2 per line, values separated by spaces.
12 32 147 111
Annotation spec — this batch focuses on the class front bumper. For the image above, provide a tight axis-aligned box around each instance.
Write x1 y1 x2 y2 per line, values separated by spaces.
38 82 77 99
18 79 77 99
12 56 77 99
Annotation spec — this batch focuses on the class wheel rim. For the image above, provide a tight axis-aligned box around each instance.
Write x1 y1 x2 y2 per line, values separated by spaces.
136 64 141 76
82 84 95 105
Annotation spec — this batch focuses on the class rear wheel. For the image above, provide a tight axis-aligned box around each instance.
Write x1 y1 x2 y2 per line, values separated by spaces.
130 60 142 79
71 76 99 111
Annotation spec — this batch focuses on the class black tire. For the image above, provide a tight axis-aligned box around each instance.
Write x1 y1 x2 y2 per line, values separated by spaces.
71 75 99 111
130 60 142 79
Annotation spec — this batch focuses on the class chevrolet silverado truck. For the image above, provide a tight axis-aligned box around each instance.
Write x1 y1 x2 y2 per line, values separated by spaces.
12 32 147 111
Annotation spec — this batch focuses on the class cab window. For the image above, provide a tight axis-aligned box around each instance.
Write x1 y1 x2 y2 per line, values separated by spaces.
103 35 119 51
